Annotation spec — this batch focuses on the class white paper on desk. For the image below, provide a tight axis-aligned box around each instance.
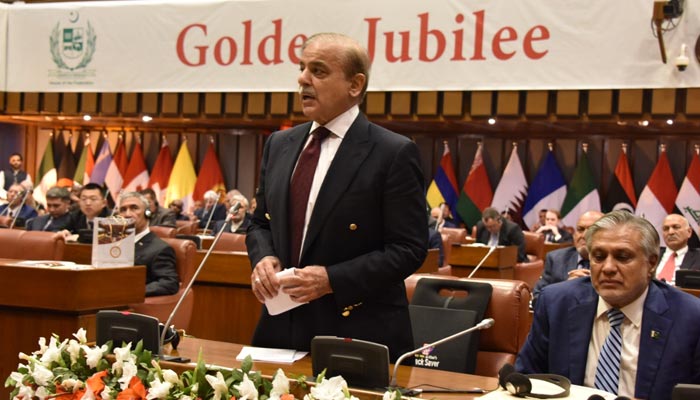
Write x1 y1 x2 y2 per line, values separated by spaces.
236 346 308 364
477 381 616 399
264 268 308 316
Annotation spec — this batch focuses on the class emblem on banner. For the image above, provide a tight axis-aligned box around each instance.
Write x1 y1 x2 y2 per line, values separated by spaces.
49 11 96 71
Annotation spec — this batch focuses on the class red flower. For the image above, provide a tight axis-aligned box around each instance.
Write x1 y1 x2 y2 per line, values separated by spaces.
116 376 147 400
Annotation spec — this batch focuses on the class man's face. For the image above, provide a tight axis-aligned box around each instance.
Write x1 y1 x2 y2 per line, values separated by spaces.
46 198 69 218
232 204 248 223
589 225 657 309
143 193 157 212
169 201 183 215
79 189 106 219
297 39 362 125
574 212 602 258
9 155 21 170
6 185 21 206
545 211 559 226
662 214 692 251
483 217 502 234
538 210 547 224
118 197 148 233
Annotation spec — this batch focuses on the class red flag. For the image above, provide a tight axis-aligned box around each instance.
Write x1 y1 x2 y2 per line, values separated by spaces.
123 139 149 192
105 139 128 201
148 140 174 205
637 149 678 239
614 148 637 208
677 152 700 237
193 140 226 201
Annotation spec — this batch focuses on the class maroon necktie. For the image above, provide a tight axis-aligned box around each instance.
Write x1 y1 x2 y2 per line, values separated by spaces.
289 127 330 267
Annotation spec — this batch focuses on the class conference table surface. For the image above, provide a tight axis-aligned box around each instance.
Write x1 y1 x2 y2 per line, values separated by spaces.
165 337 500 400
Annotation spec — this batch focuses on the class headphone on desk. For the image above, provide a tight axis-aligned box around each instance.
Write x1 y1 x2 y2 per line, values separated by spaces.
498 364 571 398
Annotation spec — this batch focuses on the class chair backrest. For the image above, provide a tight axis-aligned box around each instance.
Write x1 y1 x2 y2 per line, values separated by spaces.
0 229 65 260
409 277 493 374
440 233 452 267
212 232 247 252
522 231 545 261
405 274 531 377
514 259 544 291
415 248 439 274
161 237 198 284
440 227 469 244
149 225 177 239
175 220 198 235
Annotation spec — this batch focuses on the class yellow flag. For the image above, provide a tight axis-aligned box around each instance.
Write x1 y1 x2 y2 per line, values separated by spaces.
165 142 197 212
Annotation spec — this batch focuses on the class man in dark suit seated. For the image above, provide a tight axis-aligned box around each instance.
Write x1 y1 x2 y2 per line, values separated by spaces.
517 210 700 400
26 186 72 232
534 209 573 243
140 188 177 227
475 207 527 262
532 210 604 303
194 190 227 231
67 183 110 234
0 183 38 226
168 199 191 221
117 191 179 297
655 213 700 284
213 193 251 234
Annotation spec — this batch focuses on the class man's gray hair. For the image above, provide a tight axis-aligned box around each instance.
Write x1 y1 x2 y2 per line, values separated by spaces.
585 210 660 261
46 186 71 201
119 191 150 211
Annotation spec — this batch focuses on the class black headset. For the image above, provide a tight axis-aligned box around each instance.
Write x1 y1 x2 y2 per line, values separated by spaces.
498 364 571 398
144 208 153 219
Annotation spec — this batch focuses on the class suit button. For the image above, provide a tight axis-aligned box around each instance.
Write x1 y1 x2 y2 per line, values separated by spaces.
342 310 350 317
349 223 357 231
265 213 271 220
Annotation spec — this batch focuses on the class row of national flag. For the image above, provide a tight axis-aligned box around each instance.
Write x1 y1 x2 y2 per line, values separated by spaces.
32 134 226 212
426 143 700 240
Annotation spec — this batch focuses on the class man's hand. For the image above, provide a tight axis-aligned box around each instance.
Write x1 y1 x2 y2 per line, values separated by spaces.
567 268 590 279
279 266 332 303
251 256 282 303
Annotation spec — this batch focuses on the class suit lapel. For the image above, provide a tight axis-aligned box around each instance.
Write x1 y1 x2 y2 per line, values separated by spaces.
300 115 373 261
635 283 671 397
567 285 597 383
565 248 580 272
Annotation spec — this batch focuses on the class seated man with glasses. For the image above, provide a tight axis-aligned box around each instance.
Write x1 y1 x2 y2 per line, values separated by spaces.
0 183 38 227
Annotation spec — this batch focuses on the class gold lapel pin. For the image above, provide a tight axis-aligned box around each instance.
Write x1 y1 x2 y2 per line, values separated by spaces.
650 330 661 339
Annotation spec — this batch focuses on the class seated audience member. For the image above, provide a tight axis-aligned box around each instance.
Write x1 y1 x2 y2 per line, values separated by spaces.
140 188 177 227
656 213 700 284
194 190 226 230
437 202 458 229
535 209 573 243
0 183 38 227
168 199 191 221
118 191 179 297
475 206 527 262
530 209 548 232
213 193 251 234
248 196 257 215
428 227 444 267
68 183 110 233
532 210 604 303
517 211 700 400
26 186 72 232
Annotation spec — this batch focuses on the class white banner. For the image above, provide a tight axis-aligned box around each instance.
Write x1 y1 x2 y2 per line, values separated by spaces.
5 0 700 92
0 5 8 92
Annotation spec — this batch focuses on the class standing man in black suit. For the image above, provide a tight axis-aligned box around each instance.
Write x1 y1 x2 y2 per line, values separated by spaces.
118 191 179 297
533 210 604 302
246 32 427 361
26 186 72 232
656 213 700 284
475 207 527 262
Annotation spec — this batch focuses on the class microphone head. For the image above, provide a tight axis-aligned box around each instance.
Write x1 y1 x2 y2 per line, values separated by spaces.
478 318 495 329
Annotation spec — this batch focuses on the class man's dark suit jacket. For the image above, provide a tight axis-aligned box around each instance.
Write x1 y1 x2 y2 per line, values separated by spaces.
659 247 700 272
26 212 72 232
475 219 527 262
136 231 179 297
213 215 251 234
246 114 428 361
67 207 111 233
544 228 573 244
150 206 177 227
516 277 700 400
532 246 580 300
195 203 227 229
0 204 37 222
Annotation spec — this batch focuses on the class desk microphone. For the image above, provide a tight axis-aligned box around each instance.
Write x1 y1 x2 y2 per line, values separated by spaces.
467 245 497 279
201 192 221 235
158 201 241 361
388 318 494 388
9 189 31 229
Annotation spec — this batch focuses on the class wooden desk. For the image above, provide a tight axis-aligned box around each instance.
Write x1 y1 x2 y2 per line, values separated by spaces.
65 242 93 264
0 261 145 398
447 245 517 279
167 337 498 399
681 287 700 297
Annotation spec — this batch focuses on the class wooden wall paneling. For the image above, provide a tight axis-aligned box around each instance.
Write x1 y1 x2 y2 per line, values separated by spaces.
496 91 519 116
100 93 118 116
142 130 162 169
456 138 478 185
236 133 258 199
686 88 700 115
80 93 97 114
291 92 303 115
183 132 198 166
142 93 159 115
525 91 548 117
556 90 580 116
602 139 625 201
6 93 21 113
587 90 613 116
246 93 266 116
555 139 578 180
618 89 643 115
164 132 181 160
0 92 5 112
365 92 386 116
414 135 435 184
525 140 548 181
161 93 179 117
416 91 438 116
269 93 289 116
224 93 244 116
651 89 676 116
182 93 200 117
631 139 658 195
204 93 223 117
664 140 687 189
470 91 492 117
390 92 411 116
22 93 39 114
442 91 463 117
482 137 503 190
121 93 138 116
219 131 240 192
43 93 59 114
61 93 78 115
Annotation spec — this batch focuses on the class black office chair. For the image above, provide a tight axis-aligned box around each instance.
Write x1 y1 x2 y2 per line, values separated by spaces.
409 278 492 374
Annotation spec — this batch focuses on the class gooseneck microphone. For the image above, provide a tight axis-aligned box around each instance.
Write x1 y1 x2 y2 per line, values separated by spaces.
201 192 222 235
388 318 495 387
158 201 241 360
467 245 497 279
9 189 31 229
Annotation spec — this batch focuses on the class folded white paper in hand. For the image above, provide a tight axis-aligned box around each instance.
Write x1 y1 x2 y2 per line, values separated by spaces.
264 268 308 315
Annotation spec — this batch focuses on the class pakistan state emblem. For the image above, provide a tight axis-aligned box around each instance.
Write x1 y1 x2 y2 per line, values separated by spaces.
49 11 96 71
